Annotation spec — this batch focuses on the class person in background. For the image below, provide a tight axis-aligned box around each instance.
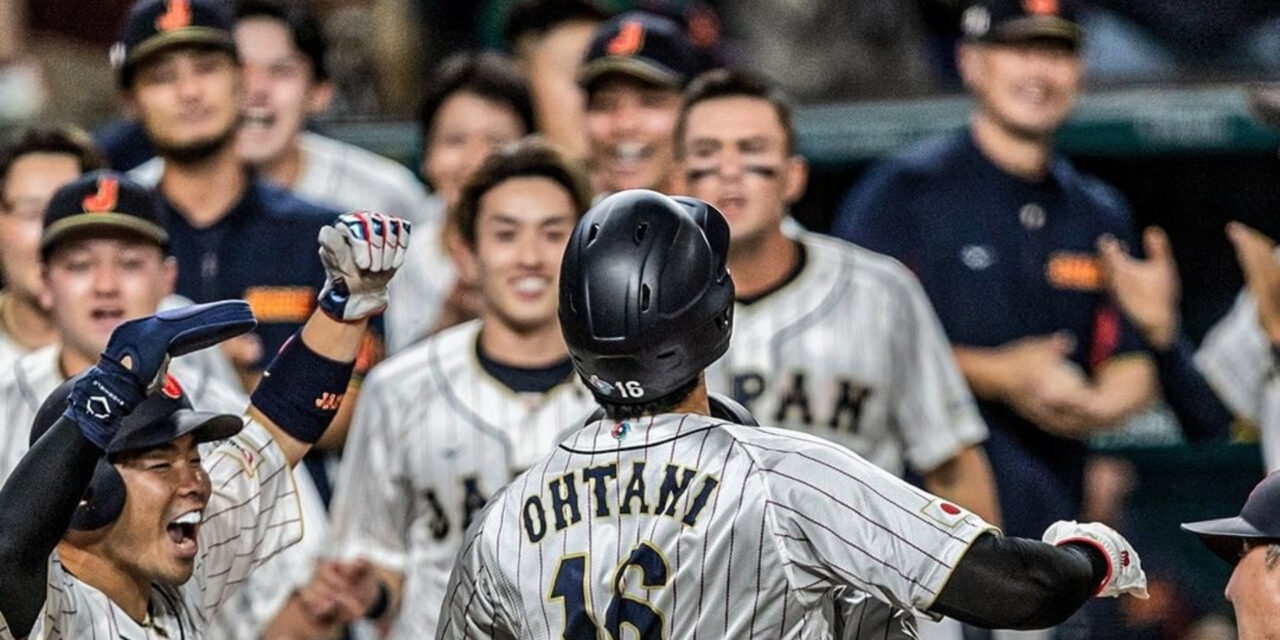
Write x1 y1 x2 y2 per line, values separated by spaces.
412 51 536 340
580 10 696 197
0 126 107 369
504 0 609 162
831 1 1156 600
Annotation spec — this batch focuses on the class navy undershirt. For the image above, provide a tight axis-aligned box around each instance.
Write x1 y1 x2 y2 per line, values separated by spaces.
476 342 574 394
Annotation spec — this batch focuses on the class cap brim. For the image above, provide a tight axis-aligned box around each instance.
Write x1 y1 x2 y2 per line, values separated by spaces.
126 27 236 68
983 16 1082 46
579 57 683 91
41 213 169 254
108 409 243 454
1181 516 1268 564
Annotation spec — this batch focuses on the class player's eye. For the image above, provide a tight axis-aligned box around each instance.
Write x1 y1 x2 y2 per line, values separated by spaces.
148 462 172 472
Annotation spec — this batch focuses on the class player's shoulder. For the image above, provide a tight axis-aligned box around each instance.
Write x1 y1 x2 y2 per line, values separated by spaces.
727 422 874 471
873 132 971 181
1050 155 1132 220
301 132 425 195
364 320 480 394
800 231 923 298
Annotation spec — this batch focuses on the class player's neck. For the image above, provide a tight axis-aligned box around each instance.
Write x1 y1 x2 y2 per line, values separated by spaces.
728 227 799 300
58 542 152 622
672 378 711 416
970 112 1053 182
478 318 569 368
159 145 247 229
0 290 56 350
258 140 305 189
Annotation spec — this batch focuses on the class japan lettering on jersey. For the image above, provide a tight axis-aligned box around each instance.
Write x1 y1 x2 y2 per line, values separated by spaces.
331 321 597 639
437 414 997 639
707 231 986 477
0 420 301 640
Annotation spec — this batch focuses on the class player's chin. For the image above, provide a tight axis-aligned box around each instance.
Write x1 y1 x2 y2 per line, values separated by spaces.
153 558 198 585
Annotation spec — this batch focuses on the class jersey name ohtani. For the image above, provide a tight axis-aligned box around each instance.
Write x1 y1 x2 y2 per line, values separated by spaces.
522 461 721 543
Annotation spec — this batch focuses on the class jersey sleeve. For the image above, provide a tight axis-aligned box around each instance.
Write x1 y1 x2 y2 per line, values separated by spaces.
887 267 988 473
330 377 413 573
829 161 921 268
1196 291 1270 422
192 418 303 619
752 431 997 613
434 522 517 640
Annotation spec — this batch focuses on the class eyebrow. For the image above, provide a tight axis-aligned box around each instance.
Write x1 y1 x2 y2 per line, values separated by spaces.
487 213 574 227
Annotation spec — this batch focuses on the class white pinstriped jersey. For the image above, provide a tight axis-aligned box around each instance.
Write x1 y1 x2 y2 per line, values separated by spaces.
0 418 302 640
1196 289 1280 471
707 230 987 478
437 413 997 639
331 320 598 638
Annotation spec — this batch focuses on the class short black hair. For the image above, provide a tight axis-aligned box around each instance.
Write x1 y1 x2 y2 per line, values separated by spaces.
503 0 609 48
0 126 107 199
418 52 536 148
235 0 329 82
675 68 797 158
452 136 592 247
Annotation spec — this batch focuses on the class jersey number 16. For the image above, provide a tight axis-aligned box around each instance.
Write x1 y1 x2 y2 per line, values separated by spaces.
549 542 670 639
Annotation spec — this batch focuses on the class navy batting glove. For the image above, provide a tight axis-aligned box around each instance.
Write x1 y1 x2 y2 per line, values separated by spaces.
63 301 257 449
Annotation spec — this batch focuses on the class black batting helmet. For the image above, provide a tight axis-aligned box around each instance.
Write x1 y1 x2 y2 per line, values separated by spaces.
559 189 733 404
30 372 242 530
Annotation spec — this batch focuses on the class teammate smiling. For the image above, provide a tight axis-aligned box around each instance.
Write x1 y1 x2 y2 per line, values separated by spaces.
330 138 599 637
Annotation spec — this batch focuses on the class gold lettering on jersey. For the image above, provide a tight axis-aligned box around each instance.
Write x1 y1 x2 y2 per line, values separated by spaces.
524 495 548 543
521 462 723 543
619 461 650 515
548 474 583 531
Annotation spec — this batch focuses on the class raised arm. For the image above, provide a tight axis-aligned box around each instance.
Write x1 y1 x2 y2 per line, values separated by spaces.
248 211 410 467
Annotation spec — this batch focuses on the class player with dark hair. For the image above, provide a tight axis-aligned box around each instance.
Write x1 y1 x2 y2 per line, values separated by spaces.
0 126 108 367
331 137 599 638
437 190 1148 639
0 209 409 640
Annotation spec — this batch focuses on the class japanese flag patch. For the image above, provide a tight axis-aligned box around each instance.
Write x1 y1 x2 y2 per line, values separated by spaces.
920 498 970 529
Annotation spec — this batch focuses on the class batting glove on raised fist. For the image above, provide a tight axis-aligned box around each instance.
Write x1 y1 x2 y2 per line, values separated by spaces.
318 211 411 322
1043 520 1148 599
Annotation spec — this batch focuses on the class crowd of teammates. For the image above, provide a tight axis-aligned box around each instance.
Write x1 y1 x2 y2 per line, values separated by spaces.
1 0 1280 638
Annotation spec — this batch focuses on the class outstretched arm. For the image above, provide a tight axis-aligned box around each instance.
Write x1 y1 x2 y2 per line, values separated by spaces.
929 522 1146 629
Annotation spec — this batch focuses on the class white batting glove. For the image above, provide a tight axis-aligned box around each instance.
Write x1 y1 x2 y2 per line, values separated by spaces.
317 211 411 322
1043 520 1148 599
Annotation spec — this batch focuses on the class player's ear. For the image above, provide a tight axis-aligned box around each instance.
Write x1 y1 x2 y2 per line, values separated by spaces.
783 155 808 204
306 79 335 116
956 42 981 91
161 256 177 296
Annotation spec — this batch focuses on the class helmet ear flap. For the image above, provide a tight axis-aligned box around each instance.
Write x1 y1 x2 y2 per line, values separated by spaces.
68 457 127 531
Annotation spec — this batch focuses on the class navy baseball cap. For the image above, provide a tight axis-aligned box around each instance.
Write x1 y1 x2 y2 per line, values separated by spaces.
40 171 169 260
113 0 238 87
961 0 1082 48
579 11 695 92
31 372 243 455
1182 472 1280 564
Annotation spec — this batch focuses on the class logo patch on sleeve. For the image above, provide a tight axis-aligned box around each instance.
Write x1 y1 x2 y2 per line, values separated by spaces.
920 498 969 529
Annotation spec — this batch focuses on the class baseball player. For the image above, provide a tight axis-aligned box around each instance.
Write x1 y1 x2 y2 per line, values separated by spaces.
437 190 1149 639
330 138 599 638
679 68 999 521
0 172 246 483
0 209 409 640
677 66 1000 640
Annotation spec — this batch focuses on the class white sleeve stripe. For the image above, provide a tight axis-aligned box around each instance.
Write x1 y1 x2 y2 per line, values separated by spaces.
204 464 288 521
736 438 960 538
767 501 945 596
202 517 302 579
760 466 964 558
